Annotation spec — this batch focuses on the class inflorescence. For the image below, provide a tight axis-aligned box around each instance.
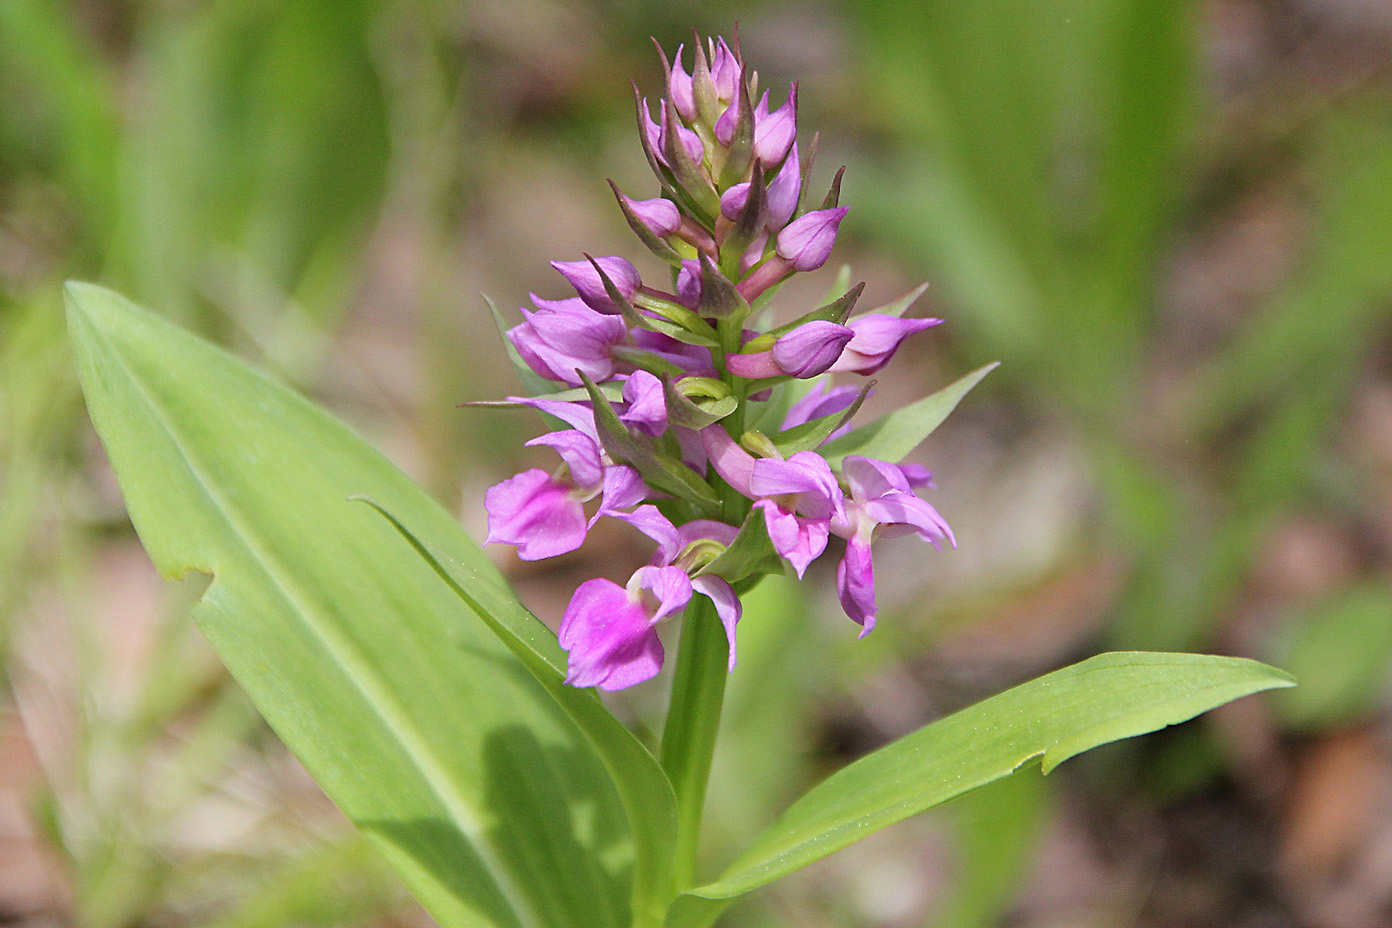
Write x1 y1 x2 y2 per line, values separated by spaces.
482 34 954 690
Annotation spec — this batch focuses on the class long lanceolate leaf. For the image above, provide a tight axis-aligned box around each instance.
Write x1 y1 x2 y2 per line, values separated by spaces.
667 652 1293 928
66 283 644 928
818 361 997 466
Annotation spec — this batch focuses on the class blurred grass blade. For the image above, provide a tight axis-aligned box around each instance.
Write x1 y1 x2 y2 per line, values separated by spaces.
67 283 633 928
819 362 997 466
669 652 1292 927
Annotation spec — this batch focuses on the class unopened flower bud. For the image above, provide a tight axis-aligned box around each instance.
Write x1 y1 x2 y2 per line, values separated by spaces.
552 256 641 313
668 43 697 121
771 320 854 377
754 85 797 169
620 193 681 238
776 207 848 272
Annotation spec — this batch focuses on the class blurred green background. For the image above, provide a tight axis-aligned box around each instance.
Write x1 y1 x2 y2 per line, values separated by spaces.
3 1 1391 925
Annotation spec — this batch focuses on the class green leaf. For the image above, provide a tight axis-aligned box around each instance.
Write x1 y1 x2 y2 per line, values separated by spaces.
669 652 1292 927
818 362 998 466
353 499 679 926
67 283 635 928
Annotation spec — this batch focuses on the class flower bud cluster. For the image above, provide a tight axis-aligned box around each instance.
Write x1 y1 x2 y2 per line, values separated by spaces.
483 34 952 690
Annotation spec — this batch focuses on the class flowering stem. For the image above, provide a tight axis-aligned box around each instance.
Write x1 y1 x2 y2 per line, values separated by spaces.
660 593 730 890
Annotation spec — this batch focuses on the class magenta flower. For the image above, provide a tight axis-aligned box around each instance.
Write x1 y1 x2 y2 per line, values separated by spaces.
483 470 587 561
828 314 942 375
725 320 854 380
781 381 865 439
617 192 681 238
830 455 954 632
753 85 797 169
508 295 627 385
619 370 668 436
749 451 845 577
667 43 697 121
552 256 642 313
766 142 801 230
559 566 691 690
776 207 849 272
558 507 746 688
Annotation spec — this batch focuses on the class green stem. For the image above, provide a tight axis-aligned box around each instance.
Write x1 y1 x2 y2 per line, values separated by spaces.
660 593 730 890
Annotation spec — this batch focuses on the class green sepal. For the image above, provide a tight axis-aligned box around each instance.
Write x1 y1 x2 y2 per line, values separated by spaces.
586 255 718 349
769 379 874 455
464 381 624 408
869 281 931 318
697 506 781 584
764 282 865 339
663 376 737 430
698 255 749 321
715 75 756 189
719 163 766 280
661 103 720 222
579 372 722 510
818 166 845 211
483 294 560 397
820 362 999 467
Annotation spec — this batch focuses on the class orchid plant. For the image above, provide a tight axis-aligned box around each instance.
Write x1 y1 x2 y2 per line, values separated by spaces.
68 32 1292 928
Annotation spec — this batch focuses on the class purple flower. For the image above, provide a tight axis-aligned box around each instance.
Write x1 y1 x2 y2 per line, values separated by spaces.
559 566 691 690
781 381 865 438
725 320 854 380
676 258 702 308
619 370 668 436
618 192 681 238
827 314 942 375
709 37 740 104
830 455 954 633
754 85 797 169
668 43 697 121
749 451 845 577
558 507 747 689
766 142 801 231
776 207 848 272
552 256 642 313
508 295 627 385
484 469 588 561
720 182 751 221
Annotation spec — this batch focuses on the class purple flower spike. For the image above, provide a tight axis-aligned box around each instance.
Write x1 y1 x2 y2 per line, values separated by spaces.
559 565 693 690
776 206 849 272
754 85 797 169
771 320 855 378
828 314 942 375
509 296 627 385
668 44 697 121
552 256 641 313
484 469 587 561
620 193 681 238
